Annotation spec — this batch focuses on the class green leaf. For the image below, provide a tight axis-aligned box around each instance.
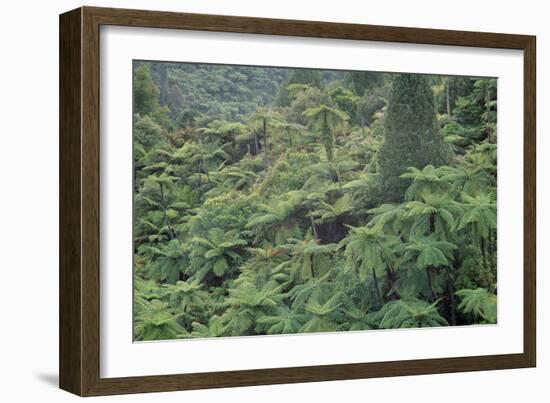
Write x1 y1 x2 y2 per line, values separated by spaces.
213 257 229 276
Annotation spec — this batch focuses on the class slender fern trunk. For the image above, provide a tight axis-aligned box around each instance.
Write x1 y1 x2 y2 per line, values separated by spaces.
426 213 438 301
159 183 176 241
310 215 319 239
384 265 398 300
480 237 487 271
198 153 204 176
446 81 452 118
254 133 259 155
228 131 236 162
489 229 497 278
426 266 437 301
371 268 383 306
445 267 457 325
330 163 340 183
322 110 333 162
262 119 268 161
197 138 209 182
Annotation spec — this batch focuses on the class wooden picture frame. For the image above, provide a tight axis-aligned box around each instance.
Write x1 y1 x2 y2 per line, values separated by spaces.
59 6 536 396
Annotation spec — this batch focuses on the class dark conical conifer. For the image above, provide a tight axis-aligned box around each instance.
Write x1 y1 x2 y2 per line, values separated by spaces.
378 74 451 202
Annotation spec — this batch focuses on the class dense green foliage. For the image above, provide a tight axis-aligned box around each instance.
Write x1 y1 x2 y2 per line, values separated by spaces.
133 61 497 341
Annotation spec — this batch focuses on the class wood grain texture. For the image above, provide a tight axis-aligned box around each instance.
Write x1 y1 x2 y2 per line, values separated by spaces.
59 6 537 396
59 7 83 396
86 6 532 49
81 6 102 396
523 37 536 367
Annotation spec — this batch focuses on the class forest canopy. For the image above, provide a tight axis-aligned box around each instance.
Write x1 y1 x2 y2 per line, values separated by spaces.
133 61 497 341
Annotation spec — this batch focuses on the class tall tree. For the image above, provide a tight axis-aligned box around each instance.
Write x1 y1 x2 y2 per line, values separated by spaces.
249 109 282 161
303 105 348 162
134 64 161 116
133 64 171 128
378 74 451 202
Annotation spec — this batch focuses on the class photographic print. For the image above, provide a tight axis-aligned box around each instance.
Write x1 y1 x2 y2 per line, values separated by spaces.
132 61 497 342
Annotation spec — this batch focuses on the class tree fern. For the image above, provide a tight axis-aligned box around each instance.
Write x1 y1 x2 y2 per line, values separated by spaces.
134 299 189 341
300 292 343 333
303 104 349 161
456 288 497 323
400 165 450 201
256 306 307 335
369 299 448 329
191 315 228 338
339 225 400 305
143 239 185 284
188 228 247 281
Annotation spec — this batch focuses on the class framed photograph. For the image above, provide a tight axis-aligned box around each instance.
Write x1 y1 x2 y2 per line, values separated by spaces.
59 6 536 396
